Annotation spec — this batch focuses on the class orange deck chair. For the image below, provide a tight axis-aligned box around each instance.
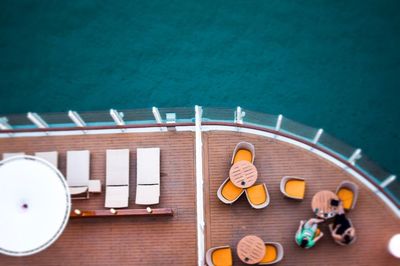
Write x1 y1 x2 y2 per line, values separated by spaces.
336 181 359 211
259 242 284 265
280 176 306 200
217 142 255 204
205 245 233 266
245 183 270 209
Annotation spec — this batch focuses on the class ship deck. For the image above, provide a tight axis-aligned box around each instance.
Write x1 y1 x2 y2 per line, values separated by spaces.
0 129 398 265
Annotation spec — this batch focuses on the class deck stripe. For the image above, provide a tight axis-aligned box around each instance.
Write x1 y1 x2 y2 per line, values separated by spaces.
195 106 205 266
0 126 195 138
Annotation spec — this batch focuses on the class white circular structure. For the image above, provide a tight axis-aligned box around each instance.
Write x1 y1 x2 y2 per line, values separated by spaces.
388 234 400 258
0 156 71 256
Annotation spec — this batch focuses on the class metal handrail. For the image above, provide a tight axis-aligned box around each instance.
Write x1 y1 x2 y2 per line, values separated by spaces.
0 107 398 208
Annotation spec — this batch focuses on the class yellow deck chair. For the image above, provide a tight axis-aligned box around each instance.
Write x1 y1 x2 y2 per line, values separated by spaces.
245 183 270 209
231 142 255 164
206 245 233 266
337 188 353 210
217 177 244 204
280 176 306 200
336 181 359 211
259 242 284 265
233 149 252 164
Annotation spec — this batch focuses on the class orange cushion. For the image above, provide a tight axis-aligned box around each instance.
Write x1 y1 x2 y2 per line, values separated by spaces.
212 247 232 266
247 184 267 205
233 149 252 164
285 179 305 199
260 244 277 263
337 188 354 210
221 180 243 201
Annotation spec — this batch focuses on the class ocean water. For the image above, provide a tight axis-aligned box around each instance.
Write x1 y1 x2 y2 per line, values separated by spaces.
0 1 399 175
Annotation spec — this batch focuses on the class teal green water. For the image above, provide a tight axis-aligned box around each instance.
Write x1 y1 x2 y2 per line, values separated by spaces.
0 1 399 175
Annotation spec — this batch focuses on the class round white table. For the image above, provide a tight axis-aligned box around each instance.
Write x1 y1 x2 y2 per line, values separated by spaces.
0 156 71 256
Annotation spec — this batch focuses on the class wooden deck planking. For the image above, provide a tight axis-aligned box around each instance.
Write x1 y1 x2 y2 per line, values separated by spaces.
204 131 399 266
0 129 399 265
0 132 197 265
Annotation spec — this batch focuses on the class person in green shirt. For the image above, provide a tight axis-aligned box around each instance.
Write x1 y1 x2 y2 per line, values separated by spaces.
295 218 325 249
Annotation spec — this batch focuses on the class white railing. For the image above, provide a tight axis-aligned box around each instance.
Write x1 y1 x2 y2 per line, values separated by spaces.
0 106 398 207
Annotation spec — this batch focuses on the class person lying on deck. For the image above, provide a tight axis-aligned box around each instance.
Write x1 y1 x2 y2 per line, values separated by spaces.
329 202 356 246
295 218 324 249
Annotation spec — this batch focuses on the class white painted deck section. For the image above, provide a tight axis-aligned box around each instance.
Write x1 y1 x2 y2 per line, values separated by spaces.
195 106 205 266
0 126 195 138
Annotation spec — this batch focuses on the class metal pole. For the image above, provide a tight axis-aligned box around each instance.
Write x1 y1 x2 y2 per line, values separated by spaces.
312 129 324 144
152 107 162 124
235 106 244 124
348 148 362 165
27 112 49 129
68 111 86 127
380 175 397 188
110 109 125 126
0 117 13 137
0 117 12 130
275 114 283 131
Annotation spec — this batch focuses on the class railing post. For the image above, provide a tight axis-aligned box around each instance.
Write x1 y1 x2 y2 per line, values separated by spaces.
275 114 283 131
380 175 397 188
110 109 125 132
348 148 362 165
27 112 49 129
0 117 12 130
152 107 162 124
312 129 324 144
68 111 86 127
235 106 245 124
152 107 167 131
68 111 86 134
0 117 12 137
